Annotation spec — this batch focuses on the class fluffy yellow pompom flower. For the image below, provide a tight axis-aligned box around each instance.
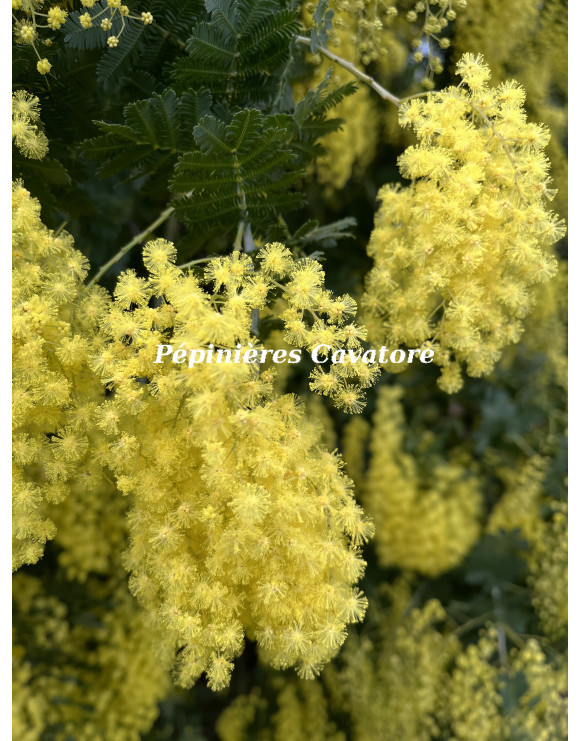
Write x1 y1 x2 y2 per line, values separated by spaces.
217 680 343 741
528 502 568 640
47 6 67 30
36 58 51 74
363 54 564 393
338 582 460 741
487 455 548 541
12 90 48 160
19 23 35 43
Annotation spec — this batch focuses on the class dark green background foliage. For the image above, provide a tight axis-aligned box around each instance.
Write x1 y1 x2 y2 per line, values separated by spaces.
13 1 567 738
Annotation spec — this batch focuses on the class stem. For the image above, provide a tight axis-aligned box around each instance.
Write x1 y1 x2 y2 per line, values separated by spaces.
152 21 186 50
178 257 213 269
242 222 259 336
243 222 255 254
86 205 174 288
451 611 494 637
295 35 401 107
233 220 245 251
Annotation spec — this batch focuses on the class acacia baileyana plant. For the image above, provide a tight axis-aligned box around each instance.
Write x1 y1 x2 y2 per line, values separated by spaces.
13 1 567 739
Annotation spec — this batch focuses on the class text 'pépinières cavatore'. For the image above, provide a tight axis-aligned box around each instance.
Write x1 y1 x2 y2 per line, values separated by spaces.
154 344 435 367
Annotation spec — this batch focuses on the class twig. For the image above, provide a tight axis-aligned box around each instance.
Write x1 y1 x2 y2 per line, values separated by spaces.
242 221 259 336
295 35 401 107
178 257 213 269
86 205 175 288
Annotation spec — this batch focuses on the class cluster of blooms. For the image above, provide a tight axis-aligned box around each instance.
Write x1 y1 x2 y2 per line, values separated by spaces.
446 627 567 741
363 54 564 393
362 385 481 575
12 91 48 160
487 456 568 639
51 470 127 582
303 0 465 80
205 243 381 413
216 580 568 741
527 502 568 641
455 0 568 219
399 0 468 87
215 581 458 741
12 572 169 741
12 182 115 571
217 681 344 741
90 239 373 690
12 0 153 73
487 455 548 541
74 0 153 48
336 582 459 741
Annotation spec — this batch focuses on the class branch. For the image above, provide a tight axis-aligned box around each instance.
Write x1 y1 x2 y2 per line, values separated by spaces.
86 205 175 288
295 35 401 107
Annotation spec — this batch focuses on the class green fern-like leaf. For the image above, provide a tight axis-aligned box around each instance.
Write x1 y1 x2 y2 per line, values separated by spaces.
170 108 305 231
81 88 213 179
96 21 148 90
288 73 358 164
172 0 300 104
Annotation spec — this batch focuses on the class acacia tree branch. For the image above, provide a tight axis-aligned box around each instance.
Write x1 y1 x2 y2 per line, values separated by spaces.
295 35 401 107
86 205 175 288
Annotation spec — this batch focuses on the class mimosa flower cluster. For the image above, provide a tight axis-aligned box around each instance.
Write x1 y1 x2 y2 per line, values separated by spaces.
12 0 154 74
11 0 567 731
12 182 113 571
138 242 383 414
361 385 481 575
12 91 48 160
89 239 374 690
446 627 567 741
363 54 564 393
215 582 568 741
488 456 568 640
13 572 169 741
12 189 374 692
336 582 459 741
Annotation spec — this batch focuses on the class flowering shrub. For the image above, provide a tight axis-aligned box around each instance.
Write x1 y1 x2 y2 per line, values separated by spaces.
12 1 567 739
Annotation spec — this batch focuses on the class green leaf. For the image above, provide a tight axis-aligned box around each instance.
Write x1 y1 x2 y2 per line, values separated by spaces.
170 109 305 232
172 0 300 104
81 88 213 180
16 156 72 186
193 115 231 154
96 21 147 90
310 0 335 53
